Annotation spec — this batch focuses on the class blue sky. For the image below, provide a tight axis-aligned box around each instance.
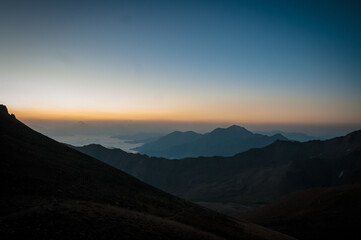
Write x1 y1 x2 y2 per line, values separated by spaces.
0 0 360 129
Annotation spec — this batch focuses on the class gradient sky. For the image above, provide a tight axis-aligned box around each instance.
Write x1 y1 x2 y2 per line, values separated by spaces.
1 0 361 127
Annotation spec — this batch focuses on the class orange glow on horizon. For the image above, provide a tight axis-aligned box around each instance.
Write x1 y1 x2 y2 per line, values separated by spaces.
10 106 361 125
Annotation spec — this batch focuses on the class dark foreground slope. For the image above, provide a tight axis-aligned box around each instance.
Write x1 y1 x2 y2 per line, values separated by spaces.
240 184 361 240
0 105 294 240
75 129 361 214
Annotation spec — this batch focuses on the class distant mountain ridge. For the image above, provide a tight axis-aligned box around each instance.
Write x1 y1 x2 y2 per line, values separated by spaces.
133 125 288 158
256 130 321 142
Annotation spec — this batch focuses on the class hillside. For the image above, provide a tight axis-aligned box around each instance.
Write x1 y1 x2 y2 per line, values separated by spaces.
0 105 294 240
133 125 288 158
240 184 361 240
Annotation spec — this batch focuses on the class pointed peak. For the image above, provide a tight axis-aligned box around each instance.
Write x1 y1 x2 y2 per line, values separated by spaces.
0 104 16 120
0 104 8 114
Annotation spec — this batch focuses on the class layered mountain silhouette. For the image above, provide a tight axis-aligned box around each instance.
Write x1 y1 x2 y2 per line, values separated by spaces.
0 105 294 240
75 129 361 214
133 125 288 158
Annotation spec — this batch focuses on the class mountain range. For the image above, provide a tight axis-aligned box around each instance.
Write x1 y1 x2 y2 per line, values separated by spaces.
75 129 361 215
133 125 288 158
0 105 293 240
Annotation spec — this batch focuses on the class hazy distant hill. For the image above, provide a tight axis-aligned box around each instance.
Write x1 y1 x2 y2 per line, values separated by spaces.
133 125 288 158
0 104 294 240
256 130 320 142
241 184 361 240
75 129 361 214
133 130 202 156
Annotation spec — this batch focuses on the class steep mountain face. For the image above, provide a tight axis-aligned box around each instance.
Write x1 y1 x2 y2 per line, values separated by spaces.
0 105 294 240
75 130 361 214
241 184 361 240
133 125 288 158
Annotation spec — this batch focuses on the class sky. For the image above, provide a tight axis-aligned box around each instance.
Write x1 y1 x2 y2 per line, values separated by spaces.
1 0 361 136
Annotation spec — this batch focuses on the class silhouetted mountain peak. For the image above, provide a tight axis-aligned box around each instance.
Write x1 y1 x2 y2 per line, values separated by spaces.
271 133 288 140
79 143 129 154
83 143 106 149
168 131 182 136
169 130 198 136
0 104 9 117
156 130 202 142
0 104 16 120
0 104 8 113
210 125 253 136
